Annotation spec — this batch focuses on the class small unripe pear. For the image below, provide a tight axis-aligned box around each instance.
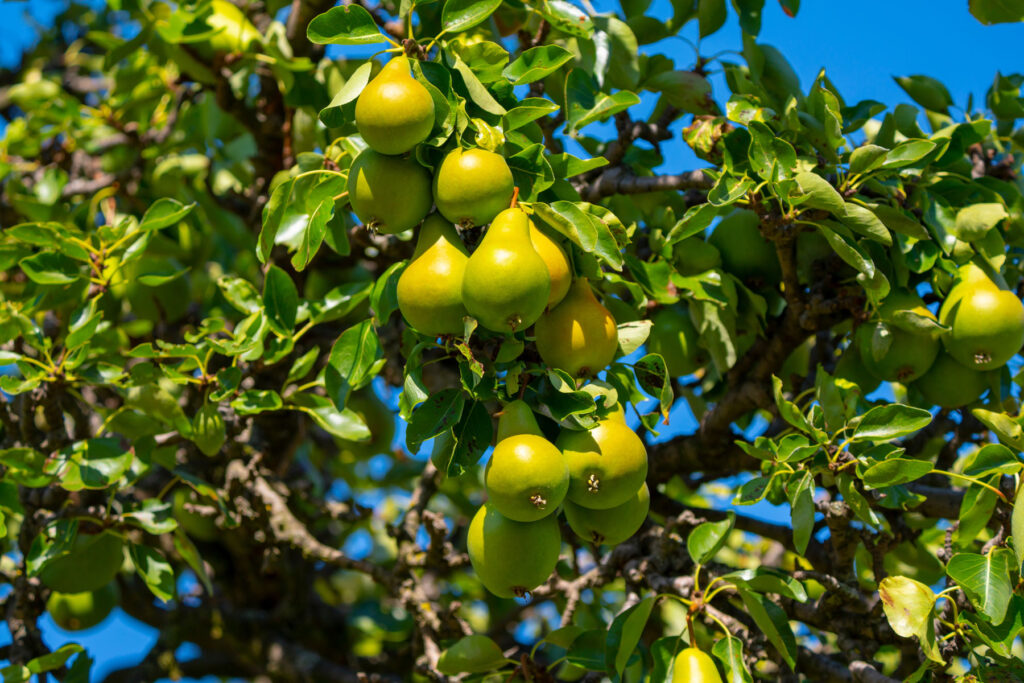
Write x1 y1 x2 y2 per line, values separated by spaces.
912 353 988 408
347 150 432 234
534 279 618 377
355 56 435 155
46 582 119 632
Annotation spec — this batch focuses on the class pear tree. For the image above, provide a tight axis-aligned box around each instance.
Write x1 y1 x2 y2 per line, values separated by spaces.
2 0 1024 680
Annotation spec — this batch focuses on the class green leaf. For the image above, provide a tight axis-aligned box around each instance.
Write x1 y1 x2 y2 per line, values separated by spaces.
687 513 735 564
953 203 1008 242
794 172 844 214
57 438 133 491
19 252 81 284
970 0 1024 24
732 0 765 35
449 53 506 115
289 393 370 440
881 139 937 169
724 567 807 601
231 390 283 416
406 388 466 452
879 576 935 638
129 543 175 602
263 265 299 336
848 144 888 174
503 45 573 85
698 0 727 37
713 635 753 683
771 375 811 433
961 595 1024 658
860 458 933 489
840 202 891 245
565 629 607 670
123 499 177 535
291 195 333 271
139 198 195 231
190 403 226 457
963 443 1022 478
633 353 672 420
503 98 560 131
947 549 1014 623
437 635 506 675
442 0 502 33
173 528 214 595
737 589 797 669
318 61 373 126
26 644 83 674
325 320 384 408
853 403 932 441
1013 485 1024 571
307 5 385 45
787 471 814 556
606 596 657 675
894 74 953 113
565 69 641 132
537 0 595 38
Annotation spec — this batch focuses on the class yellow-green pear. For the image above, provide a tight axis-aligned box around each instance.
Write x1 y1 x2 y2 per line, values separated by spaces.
46 582 119 632
557 419 648 510
347 149 432 234
529 221 571 308
397 215 470 336
355 56 435 155
940 281 1024 371
205 1 261 54
564 482 649 546
434 148 515 227
534 279 618 377
671 648 724 683
461 208 550 333
467 501 561 598
486 402 568 522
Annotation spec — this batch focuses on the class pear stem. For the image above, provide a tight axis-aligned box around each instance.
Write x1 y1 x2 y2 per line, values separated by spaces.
510 186 520 209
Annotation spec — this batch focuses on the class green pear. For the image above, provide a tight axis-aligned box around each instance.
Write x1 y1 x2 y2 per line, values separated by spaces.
564 482 649 546
857 290 940 383
205 0 261 54
46 582 119 632
940 281 1024 370
912 353 988 408
355 56 435 155
174 487 218 542
485 403 568 522
467 501 562 598
534 279 618 377
671 648 724 683
461 208 550 333
397 215 470 336
347 149 432 234
707 209 781 286
433 148 514 227
647 306 707 377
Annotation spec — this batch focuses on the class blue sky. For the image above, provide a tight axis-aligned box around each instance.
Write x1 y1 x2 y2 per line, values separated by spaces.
1 0 1022 679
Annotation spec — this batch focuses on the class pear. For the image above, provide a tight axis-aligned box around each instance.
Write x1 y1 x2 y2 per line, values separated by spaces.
707 209 781 286
671 648 724 683
434 148 515 227
173 488 218 542
564 482 649 546
204 0 261 54
467 501 562 598
534 279 618 377
354 56 435 155
940 280 1024 370
857 290 940 383
347 149 432 234
647 306 707 377
912 353 988 409
557 419 648 510
461 208 550 333
397 215 470 336
485 402 568 522
46 582 119 632
529 221 571 308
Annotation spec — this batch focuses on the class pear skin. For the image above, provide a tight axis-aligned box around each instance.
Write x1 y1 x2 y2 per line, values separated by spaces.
496 400 544 441
941 283 1024 370
355 56 435 155
557 419 647 510
564 482 649 546
397 215 470 336
529 221 571 308
461 208 550 333
485 432 568 521
467 502 561 598
434 148 514 227
347 150 432 234
534 279 618 377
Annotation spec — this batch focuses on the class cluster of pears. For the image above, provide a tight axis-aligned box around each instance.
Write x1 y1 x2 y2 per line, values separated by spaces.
851 263 1024 408
40 530 125 632
468 400 649 598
